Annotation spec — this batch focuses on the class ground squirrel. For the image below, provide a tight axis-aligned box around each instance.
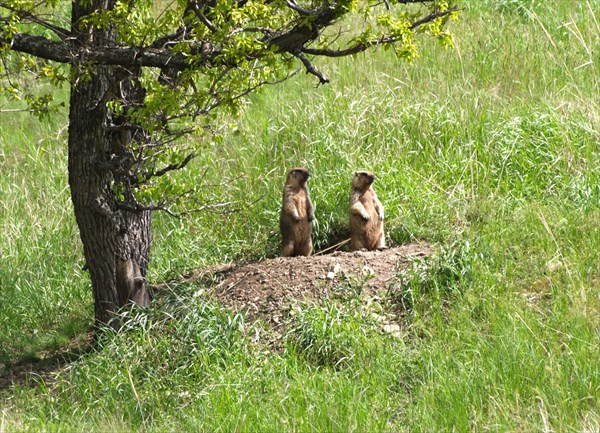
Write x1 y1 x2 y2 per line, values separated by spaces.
280 167 314 256
349 170 385 251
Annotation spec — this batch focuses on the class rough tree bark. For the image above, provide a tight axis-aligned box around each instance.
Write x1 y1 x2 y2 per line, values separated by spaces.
68 1 151 327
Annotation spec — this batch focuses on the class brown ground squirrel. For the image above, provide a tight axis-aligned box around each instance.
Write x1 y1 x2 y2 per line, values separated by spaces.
280 167 315 256
349 170 385 251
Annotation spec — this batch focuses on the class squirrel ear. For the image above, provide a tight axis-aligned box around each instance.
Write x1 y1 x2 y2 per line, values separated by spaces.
353 171 358 176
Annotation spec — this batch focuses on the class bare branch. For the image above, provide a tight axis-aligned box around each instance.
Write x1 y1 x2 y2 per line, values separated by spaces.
301 42 366 58
138 153 196 185
117 194 243 219
0 108 37 113
178 201 239 216
294 50 329 84
180 192 267 218
116 200 180 218
285 0 311 16
188 1 218 33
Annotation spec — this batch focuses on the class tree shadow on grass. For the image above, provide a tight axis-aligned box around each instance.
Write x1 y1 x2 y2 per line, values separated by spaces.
0 329 95 392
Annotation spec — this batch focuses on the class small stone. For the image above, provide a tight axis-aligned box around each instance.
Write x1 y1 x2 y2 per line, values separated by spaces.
326 271 335 280
383 324 401 333
382 324 402 338
362 265 375 276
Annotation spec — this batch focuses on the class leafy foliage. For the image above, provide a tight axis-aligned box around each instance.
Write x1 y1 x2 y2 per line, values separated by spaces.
1 0 459 214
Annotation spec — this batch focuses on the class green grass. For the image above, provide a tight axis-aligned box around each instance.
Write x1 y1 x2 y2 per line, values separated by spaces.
1 0 600 431
0 91 91 363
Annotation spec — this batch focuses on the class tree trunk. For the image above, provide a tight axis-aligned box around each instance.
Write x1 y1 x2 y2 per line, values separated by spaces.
68 1 151 328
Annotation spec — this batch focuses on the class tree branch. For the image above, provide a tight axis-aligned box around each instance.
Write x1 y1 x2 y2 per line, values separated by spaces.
6 33 218 70
294 50 329 84
263 3 337 52
300 5 459 58
188 1 218 33
285 0 311 16
0 2 70 38
5 2 458 75
409 4 459 29
138 153 196 185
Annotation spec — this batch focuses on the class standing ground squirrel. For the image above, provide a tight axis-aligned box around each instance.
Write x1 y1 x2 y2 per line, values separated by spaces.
349 170 385 251
280 167 314 256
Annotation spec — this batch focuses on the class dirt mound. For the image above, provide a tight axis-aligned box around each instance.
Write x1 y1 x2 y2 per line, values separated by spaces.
200 243 431 324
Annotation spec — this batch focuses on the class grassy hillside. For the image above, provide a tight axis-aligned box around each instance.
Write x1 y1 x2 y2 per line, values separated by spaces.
1 0 599 431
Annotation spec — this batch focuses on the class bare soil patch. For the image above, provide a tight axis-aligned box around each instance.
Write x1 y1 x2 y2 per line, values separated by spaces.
197 242 432 324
